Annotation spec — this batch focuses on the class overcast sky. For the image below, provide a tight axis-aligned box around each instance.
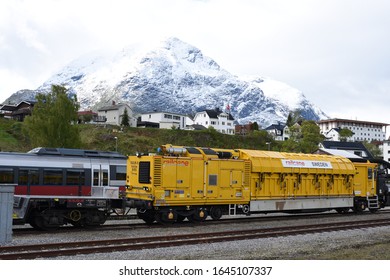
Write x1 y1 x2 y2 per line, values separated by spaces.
1 0 390 124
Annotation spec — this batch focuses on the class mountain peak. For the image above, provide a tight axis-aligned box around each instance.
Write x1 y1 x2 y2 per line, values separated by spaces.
4 38 327 127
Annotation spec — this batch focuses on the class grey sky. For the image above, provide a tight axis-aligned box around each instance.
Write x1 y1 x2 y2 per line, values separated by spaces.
1 0 389 123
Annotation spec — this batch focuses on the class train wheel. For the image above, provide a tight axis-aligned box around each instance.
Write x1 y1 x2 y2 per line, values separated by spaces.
336 208 350 214
188 208 208 222
137 209 156 225
353 201 366 214
210 206 223 220
29 212 60 231
155 211 177 224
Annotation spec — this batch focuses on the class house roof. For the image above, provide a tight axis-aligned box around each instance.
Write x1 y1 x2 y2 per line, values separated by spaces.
0 101 36 111
201 109 234 120
188 124 207 130
318 118 389 126
265 123 285 131
315 148 364 159
142 111 188 117
98 103 129 111
320 141 374 159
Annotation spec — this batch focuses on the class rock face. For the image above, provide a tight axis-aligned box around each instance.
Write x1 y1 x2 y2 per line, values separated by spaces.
4 37 328 127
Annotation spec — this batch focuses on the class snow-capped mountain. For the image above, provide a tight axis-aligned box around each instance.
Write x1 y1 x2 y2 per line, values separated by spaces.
4 37 328 127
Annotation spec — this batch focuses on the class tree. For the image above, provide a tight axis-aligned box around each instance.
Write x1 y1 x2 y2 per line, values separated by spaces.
362 141 382 158
23 85 81 148
121 107 130 127
251 122 259 131
282 120 324 153
300 120 325 153
338 128 354 142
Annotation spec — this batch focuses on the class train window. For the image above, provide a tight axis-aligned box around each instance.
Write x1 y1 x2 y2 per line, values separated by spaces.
185 147 202 154
66 169 85 186
368 168 373 179
0 168 14 184
209 174 218 186
19 169 40 185
102 169 108 186
139 161 151 184
93 170 99 186
43 169 63 185
201 148 218 155
112 165 126 180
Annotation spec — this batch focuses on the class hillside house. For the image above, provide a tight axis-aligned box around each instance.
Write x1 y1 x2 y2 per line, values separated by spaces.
193 108 235 135
318 118 388 142
264 122 291 141
139 111 189 129
0 101 35 121
97 102 136 126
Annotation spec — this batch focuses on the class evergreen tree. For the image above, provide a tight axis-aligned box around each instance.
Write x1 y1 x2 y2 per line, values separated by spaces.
251 122 259 131
121 107 130 127
23 85 81 148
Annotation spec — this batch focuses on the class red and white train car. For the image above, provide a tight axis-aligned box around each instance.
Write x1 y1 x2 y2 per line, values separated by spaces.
0 147 127 230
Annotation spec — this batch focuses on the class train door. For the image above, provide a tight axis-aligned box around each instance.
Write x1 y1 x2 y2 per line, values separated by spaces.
92 164 109 197
204 160 219 198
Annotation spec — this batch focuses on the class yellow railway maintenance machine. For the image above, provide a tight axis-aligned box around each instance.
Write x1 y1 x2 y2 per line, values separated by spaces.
125 144 382 224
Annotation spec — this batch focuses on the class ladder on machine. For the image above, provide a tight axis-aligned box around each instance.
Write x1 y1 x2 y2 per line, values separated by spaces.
367 195 379 209
229 204 237 216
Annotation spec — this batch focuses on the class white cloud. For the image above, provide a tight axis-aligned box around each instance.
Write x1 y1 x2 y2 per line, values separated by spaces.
1 0 390 125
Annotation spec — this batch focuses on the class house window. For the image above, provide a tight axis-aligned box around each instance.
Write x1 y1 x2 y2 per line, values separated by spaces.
173 116 180 120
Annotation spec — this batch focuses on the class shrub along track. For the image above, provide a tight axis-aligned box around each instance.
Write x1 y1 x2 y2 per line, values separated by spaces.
2 218 390 260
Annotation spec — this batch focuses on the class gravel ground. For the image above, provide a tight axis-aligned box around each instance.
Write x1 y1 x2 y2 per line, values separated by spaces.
8 212 390 260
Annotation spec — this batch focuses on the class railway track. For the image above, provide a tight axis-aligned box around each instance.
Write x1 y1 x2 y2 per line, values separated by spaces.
2 218 390 260
12 209 390 235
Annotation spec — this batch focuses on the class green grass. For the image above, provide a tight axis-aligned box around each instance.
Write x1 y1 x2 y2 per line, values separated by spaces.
0 119 278 154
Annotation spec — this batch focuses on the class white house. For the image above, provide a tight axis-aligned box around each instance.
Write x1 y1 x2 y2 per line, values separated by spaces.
382 140 390 162
193 108 235 135
140 112 188 129
97 102 136 126
318 118 388 142
264 123 290 141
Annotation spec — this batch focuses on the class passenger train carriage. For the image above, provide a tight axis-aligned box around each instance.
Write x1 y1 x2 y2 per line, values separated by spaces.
125 144 390 224
0 147 127 230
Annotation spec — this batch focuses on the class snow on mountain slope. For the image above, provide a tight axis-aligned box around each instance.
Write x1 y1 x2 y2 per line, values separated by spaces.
5 37 328 128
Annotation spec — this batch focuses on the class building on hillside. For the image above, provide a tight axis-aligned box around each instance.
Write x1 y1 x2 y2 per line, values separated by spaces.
381 139 390 163
317 118 388 142
235 123 254 135
97 102 136 126
77 110 98 123
139 111 189 129
0 101 35 121
264 122 291 141
193 108 235 135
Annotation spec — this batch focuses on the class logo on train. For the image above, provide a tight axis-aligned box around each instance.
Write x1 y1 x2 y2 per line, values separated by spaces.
163 158 190 166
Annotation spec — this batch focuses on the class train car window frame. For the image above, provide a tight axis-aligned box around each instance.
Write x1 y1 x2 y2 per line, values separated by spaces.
111 165 126 181
0 168 14 184
209 174 218 186
66 169 86 186
43 168 64 186
18 168 40 185
368 168 373 179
